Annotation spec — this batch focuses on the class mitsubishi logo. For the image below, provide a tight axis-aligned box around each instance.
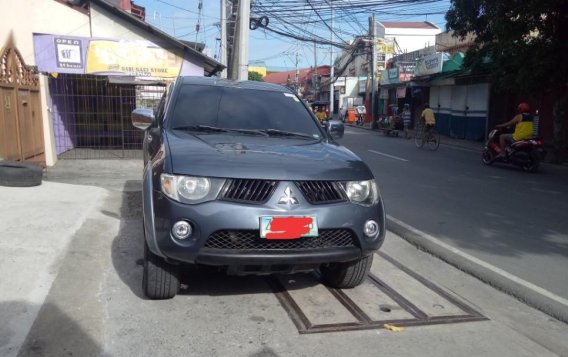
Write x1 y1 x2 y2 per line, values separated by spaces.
278 187 299 205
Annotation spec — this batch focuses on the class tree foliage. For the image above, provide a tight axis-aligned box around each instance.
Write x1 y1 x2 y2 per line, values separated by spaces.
446 0 568 93
248 71 264 81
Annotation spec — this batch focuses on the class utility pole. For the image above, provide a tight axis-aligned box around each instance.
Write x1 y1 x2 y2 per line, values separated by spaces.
313 40 318 102
371 15 377 129
295 49 300 94
329 3 334 119
237 0 251 80
220 0 227 78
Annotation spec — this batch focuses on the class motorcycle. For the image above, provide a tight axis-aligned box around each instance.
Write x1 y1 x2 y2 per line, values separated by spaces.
481 127 545 172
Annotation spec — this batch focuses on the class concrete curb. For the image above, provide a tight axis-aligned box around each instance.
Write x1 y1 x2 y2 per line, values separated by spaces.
386 215 568 324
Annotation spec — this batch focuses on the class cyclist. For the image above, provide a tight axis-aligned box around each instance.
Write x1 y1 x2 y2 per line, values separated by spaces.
315 106 327 123
420 103 436 139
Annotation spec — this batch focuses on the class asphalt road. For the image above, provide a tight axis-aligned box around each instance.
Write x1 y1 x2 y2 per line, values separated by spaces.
341 126 568 299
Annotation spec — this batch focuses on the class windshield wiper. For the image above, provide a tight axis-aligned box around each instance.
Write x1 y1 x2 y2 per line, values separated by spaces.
172 125 228 132
261 129 317 140
172 125 268 136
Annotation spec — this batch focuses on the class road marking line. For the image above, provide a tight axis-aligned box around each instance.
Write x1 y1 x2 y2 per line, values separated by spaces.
387 214 568 307
368 150 408 162
442 145 479 153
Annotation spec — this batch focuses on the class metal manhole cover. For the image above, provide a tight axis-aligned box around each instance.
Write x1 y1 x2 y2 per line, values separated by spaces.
267 251 487 334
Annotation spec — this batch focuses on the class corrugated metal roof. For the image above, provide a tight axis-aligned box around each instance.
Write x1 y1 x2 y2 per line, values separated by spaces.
91 0 224 76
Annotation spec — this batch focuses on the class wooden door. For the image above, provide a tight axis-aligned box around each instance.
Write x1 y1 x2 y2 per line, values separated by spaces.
0 35 44 163
0 87 20 160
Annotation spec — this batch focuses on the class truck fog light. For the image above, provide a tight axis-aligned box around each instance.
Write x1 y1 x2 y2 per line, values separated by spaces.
172 221 192 240
364 220 379 238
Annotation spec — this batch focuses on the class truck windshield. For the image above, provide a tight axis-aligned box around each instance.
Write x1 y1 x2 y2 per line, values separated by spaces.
168 85 322 138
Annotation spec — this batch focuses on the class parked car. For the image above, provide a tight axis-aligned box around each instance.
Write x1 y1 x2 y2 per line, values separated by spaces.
132 77 386 299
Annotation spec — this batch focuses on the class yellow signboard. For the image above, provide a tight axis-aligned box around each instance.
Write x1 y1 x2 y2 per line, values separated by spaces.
86 40 182 78
377 38 395 55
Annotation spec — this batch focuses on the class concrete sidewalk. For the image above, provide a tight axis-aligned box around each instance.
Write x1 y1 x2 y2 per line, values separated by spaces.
0 181 106 357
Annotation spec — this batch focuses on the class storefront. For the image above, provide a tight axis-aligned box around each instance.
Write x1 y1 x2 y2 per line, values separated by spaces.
33 33 217 159
416 52 490 141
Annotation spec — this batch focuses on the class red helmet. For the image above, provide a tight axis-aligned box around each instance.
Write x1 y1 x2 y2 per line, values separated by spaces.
517 102 530 113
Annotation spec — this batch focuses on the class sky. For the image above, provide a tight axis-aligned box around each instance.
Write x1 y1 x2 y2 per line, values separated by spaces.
133 0 452 70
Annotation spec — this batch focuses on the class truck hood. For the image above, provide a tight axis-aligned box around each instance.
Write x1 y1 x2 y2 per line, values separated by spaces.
165 130 373 181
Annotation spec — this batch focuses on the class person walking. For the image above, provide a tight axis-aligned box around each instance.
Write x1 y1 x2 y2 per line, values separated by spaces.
402 103 412 139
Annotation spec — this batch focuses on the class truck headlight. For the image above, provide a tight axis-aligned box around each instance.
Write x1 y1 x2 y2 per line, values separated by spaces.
161 174 225 204
342 179 379 206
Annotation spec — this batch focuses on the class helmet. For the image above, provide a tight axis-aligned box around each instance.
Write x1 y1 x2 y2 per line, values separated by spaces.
517 102 530 113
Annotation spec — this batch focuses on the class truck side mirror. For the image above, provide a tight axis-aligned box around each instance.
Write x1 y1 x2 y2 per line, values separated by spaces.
132 108 155 130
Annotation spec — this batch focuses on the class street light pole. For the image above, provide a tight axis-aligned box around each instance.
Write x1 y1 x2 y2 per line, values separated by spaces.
220 0 227 78
237 0 250 80
295 49 300 94
371 15 377 129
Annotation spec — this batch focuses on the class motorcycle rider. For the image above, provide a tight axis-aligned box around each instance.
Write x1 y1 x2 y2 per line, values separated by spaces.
496 103 534 156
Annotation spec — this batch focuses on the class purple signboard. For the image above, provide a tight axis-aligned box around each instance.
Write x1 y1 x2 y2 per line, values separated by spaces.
34 34 88 74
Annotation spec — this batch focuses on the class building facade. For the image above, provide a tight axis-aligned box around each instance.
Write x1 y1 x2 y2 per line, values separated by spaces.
0 0 222 165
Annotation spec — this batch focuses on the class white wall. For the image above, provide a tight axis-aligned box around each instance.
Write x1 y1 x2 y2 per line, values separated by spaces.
0 0 91 166
385 28 440 53
0 0 91 65
376 23 441 54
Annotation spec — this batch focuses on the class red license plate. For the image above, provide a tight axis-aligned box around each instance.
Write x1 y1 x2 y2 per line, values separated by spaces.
259 216 318 240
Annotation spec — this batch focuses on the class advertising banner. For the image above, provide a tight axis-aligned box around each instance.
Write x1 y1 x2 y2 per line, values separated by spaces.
85 40 182 77
34 34 190 78
388 67 399 82
415 52 444 77
358 77 367 93
398 62 416 82
377 39 395 54
379 69 390 85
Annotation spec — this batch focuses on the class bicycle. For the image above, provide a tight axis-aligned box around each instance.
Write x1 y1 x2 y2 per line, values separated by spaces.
414 122 440 150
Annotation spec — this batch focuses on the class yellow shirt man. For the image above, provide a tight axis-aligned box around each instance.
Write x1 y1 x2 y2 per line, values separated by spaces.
315 110 327 122
512 114 533 141
421 106 436 125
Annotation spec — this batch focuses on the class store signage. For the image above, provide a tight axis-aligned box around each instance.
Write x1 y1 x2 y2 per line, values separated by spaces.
415 52 444 76
54 38 83 69
376 39 395 55
358 77 367 93
334 77 346 86
34 34 195 78
388 67 399 80
398 62 415 82
379 69 390 85
86 40 181 77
